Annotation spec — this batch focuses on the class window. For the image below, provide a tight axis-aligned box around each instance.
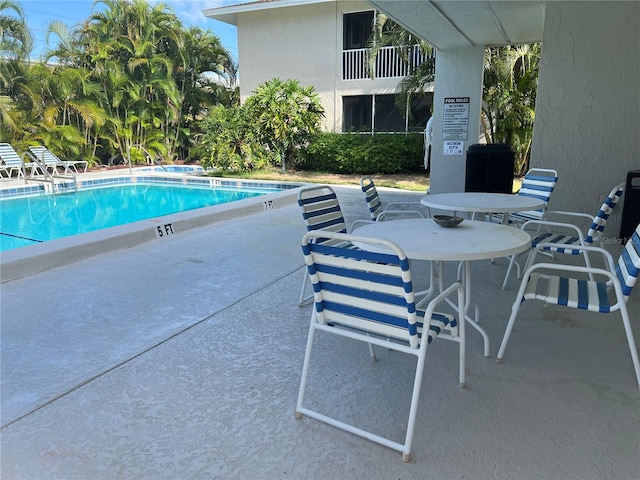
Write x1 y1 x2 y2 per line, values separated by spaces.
342 93 433 133
343 95 372 132
408 93 433 132
343 11 374 50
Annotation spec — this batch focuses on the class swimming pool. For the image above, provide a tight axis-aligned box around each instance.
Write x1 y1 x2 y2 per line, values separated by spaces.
1 183 269 251
0 174 303 280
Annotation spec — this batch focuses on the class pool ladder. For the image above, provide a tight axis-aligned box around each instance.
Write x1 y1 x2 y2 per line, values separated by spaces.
23 152 77 194
131 144 167 171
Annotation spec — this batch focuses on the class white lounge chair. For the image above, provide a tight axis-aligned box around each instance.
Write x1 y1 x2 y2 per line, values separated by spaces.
295 230 465 461
28 145 88 174
0 143 37 178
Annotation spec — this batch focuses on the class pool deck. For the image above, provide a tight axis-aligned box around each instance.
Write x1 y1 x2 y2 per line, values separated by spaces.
1 176 639 479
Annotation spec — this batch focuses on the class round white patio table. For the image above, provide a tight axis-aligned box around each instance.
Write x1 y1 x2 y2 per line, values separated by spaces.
353 218 532 356
420 192 545 223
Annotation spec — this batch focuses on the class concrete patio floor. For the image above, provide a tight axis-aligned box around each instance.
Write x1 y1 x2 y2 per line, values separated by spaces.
1 184 639 479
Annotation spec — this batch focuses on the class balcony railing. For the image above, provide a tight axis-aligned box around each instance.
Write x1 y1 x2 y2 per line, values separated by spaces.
342 45 433 81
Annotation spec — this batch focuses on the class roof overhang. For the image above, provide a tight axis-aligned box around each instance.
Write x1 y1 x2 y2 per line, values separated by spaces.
366 1 545 49
204 0 545 48
204 0 333 26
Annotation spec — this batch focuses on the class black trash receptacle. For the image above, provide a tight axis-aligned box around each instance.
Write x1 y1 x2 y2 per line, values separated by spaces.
619 170 640 241
465 143 514 194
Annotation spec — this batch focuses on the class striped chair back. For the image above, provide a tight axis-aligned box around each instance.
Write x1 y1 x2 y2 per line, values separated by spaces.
616 224 640 299
0 143 22 165
515 168 558 220
298 185 348 245
585 183 625 244
29 145 58 163
302 231 421 347
360 176 384 221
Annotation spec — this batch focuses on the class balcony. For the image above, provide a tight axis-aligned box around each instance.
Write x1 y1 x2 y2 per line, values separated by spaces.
342 44 434 81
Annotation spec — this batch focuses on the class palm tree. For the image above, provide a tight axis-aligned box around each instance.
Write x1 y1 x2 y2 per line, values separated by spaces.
482 44 540 175
0 0 32 60
366 13 435 124
0 0 33 135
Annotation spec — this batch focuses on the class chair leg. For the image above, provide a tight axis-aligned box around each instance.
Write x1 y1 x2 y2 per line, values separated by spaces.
496 277 529 362
401 350 428 463
367 334 377 361
619 303 640 389
502 254 517 290
582 251 595 281
299 269 310 306
295 318 317 419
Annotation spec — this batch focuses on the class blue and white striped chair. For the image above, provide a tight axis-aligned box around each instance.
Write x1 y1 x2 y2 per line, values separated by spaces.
295 231 465 462
507 167 559 224
360 176 426 221
502 182 625 288
496 223 640 389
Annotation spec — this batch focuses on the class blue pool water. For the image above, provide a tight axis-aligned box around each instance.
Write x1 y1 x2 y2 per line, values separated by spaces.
138 165 205 173
0 181 277 252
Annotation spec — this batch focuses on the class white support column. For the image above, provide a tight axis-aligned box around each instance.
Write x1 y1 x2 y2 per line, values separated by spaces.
429 46 485 194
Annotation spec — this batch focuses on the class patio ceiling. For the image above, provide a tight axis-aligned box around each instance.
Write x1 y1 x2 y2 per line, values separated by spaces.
366 1 546 49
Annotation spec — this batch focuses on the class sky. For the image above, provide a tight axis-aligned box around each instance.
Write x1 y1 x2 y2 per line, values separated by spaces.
19 0 239 61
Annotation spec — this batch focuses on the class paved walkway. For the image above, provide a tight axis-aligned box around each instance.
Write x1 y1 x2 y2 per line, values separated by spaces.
1 185 639 479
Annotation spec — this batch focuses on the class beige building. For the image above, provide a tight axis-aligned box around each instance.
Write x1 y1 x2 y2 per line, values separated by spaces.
205 0 434 134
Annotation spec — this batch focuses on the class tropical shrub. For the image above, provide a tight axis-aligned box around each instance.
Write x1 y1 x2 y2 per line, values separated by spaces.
200 78 324 172
300 132 424 174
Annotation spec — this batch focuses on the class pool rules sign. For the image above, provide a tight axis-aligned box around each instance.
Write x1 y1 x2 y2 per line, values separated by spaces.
443 97 469 156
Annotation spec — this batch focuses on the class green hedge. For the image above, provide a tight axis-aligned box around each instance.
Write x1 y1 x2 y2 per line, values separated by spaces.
299 132 424 174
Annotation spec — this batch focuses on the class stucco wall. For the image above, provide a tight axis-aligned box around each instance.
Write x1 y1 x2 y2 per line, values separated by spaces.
236 0 407 132
429 46 485 194
532 1 640 235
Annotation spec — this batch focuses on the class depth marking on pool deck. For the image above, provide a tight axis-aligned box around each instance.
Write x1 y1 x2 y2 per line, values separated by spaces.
153 222 175 238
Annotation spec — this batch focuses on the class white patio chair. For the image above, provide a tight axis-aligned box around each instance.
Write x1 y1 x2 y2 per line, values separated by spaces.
295 230 465 462
502 182 626 288
360 176 427 221
28 145 88 174
496 223 640 389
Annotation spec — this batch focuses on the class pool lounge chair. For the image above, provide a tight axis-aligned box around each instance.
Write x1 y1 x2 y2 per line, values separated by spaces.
28 145 88 174
0 143 38 178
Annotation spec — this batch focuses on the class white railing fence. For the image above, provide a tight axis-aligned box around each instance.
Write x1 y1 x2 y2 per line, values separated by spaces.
342 45 433 80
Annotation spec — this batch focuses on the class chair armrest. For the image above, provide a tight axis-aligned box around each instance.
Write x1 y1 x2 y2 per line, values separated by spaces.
522 219 585 241
543 210 593 223
385 201 424 210
533 242 616 271
348 219 374 232
420 281 464 321
379 203 427 220
522 262 621 291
